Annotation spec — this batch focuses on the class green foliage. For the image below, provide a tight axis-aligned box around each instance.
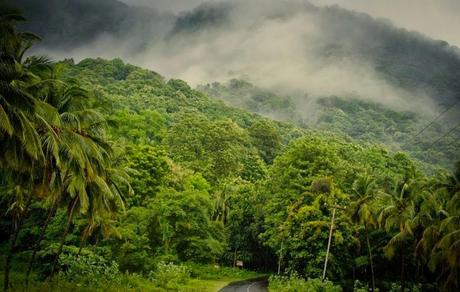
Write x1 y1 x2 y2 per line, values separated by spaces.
199 80 301 125
166 113 266 183
149 262 191 290
58 249 121 288
109 109 166 143
249 120 282 164
148 185 225 263
126 145 170 206
269 274 342 292
184 262 261 280
113 206 155 272
200 80 459 170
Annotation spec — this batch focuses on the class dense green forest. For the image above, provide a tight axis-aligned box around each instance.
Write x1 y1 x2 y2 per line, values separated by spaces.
1 5 460 292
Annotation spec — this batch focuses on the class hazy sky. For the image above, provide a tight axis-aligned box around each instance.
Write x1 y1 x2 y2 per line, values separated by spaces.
119 0 215 12
120 0 460 47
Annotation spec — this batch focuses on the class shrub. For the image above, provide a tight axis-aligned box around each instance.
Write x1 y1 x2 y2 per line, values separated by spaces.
58 248 121 288
269 273 342 292
185 262 261 280
353 280 380 292
149 262 191 290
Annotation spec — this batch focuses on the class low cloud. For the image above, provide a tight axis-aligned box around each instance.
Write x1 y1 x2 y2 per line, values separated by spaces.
29 0 458 119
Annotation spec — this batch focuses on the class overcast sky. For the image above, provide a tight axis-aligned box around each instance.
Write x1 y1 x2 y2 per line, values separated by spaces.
120 0 460 47
119 0 215 12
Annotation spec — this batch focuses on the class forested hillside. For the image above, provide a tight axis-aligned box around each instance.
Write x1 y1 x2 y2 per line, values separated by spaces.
199 80 459 169
1 2 460 292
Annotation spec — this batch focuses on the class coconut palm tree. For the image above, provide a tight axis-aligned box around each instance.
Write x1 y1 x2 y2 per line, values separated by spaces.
0 7 45 165
25 67 108 281
348 173 377 291
378 178 421 292
50 160 130 276
48 135 132 276
77 207 122 256
1 6 133 289
0 6 53 290
417 163 460 291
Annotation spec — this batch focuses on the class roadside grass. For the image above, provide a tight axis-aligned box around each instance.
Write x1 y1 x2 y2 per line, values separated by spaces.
0 262 265 292
179 278 243 291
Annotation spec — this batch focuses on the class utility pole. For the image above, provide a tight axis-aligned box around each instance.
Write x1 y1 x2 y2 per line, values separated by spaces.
322 206 337 282
277 240 284 275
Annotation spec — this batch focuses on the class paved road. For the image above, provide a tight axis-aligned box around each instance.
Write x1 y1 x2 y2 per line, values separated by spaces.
219 278 268 292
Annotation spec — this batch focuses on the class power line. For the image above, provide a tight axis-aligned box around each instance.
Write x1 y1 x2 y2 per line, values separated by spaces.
428 123 460 147
411 101 459 140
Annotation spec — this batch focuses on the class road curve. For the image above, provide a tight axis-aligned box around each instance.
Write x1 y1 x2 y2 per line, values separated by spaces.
219 277 268 292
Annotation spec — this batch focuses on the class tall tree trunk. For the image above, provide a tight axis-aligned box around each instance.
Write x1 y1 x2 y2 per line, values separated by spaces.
277 240 283 275
3 194 32 292
93 233 100 249
50 197 79 278
77 229 89 257
322 207 336 282
25 199 58 285
364 224 376 292
400 253 405 292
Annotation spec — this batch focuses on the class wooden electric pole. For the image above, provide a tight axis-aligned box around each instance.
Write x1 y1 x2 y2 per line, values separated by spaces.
322 206 337 282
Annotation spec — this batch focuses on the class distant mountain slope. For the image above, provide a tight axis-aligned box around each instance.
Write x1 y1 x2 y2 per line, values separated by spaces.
199 80 459 169
57 57 453 171
63 58 304 145
315 6 460 104
11 0 460 107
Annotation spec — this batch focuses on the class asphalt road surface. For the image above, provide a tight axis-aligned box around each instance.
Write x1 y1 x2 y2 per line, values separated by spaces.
219 278 268 292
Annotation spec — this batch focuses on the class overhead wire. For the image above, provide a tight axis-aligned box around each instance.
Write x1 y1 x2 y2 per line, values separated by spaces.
427 123 460 147
411 100 459 140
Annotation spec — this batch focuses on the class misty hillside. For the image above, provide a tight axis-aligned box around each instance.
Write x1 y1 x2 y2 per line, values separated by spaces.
179 1 460 105
199 79 459 169
11 0 460 107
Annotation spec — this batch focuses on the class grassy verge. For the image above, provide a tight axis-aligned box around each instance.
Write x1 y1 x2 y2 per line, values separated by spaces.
179 278 243 291
178 263 266 291
0 263 265 292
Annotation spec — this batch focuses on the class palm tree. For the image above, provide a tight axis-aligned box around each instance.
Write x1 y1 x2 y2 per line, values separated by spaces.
23 64 102 282
0 6 52 290
213 178 239 224
417 163 460 291
77 147 132 256
18 59 127 280
49 141 132 277
0 8 44 165
1 6 132 289
378 177 421 292
348 173 377 291
77 207 122 256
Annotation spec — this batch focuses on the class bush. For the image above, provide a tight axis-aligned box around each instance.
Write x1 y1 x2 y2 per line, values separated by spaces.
354 280 379 292
383 282 424 292
185 262 261 280
58 248 121 288
269 273 342 292
149 262 191 290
